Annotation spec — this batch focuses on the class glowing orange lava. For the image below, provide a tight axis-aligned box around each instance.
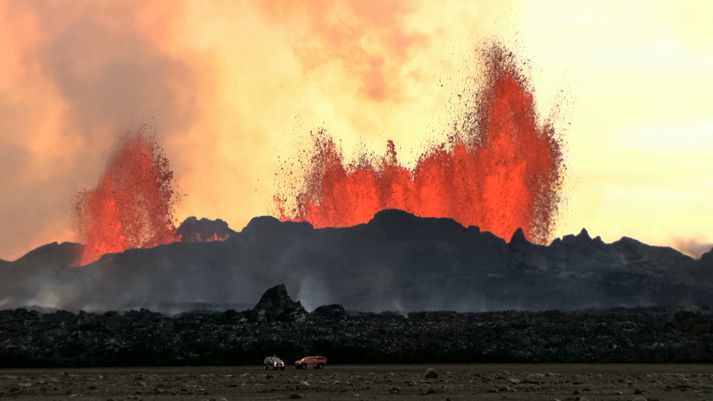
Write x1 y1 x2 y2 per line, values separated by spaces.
75 130 179 265
276 46 564 243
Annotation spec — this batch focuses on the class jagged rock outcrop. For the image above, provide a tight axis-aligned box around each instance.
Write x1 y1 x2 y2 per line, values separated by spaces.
177 216 236 243
509 227 528 245
249 284 306 322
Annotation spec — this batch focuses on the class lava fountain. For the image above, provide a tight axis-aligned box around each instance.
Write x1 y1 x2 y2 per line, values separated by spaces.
75 130 179 265
276 46 564 243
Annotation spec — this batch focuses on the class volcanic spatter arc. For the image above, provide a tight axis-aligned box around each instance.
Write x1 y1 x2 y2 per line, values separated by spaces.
75 130 180 265
276 46 564 244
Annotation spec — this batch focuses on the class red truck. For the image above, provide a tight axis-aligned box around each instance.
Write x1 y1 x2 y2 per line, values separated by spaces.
295 355 327 369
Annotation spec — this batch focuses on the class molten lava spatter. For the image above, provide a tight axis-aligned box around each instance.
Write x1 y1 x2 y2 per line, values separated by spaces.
276 46 564 243
75 131 179 265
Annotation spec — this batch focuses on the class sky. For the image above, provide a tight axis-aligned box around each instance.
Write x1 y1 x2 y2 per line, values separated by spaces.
0 0 711 260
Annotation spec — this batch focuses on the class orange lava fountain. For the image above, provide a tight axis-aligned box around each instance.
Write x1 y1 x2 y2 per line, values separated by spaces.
75 130 179 265
276 46 564 243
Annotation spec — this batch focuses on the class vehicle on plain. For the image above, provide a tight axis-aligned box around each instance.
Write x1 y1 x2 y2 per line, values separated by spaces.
263 356 286 370
295 355 327 369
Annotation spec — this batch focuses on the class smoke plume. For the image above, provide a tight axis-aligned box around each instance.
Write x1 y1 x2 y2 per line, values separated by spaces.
673 237 713 259
0 0 199 259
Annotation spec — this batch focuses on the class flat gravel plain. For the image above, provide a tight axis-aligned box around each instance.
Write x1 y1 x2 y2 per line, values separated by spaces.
1 364 713 401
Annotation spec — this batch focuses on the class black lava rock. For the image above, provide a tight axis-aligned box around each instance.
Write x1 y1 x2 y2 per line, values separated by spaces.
249 284 306 323
312 304 346 320
1 303 712 368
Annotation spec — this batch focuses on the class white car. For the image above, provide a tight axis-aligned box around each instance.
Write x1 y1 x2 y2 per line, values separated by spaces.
263 356 286 370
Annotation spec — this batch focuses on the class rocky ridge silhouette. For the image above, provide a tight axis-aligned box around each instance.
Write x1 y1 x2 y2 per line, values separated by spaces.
0 210 711 312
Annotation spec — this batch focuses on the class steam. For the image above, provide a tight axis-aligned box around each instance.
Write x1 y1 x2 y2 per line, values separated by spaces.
673 237 713 259
0 0 502 263
257 0 426 102
0 1 199 259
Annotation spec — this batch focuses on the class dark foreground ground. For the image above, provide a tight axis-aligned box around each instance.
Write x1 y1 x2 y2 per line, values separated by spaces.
2 305 713 367
1 364 713 401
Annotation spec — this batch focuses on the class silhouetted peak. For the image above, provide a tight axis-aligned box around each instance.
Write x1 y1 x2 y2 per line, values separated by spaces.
177 216 235 243
15 242 82 265
243 215 281 230
250 284 306 322
614 236 644 248
368 209 465 237
242 216 312 236
576 228 591 240
560 229 596 245
369 209 421 226
256 284 289 303
509 228 528 244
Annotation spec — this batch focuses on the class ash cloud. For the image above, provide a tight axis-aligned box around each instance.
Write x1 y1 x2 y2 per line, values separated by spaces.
257 0 427 102
673 237 713 259
0 1 200 260
0 0 491 262
30 1 197 138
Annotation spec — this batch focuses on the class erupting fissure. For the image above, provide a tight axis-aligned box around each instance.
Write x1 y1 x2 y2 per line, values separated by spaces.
75 130 180 265
276 46 564 243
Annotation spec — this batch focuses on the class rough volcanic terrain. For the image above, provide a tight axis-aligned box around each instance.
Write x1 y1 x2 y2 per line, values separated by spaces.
1 210 712 313
1 286 712 368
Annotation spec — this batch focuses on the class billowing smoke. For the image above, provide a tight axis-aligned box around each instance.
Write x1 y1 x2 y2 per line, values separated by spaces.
0 0 481 261
2 0 707 263
257 0 425 102
0 0 198 260
673 237 713 259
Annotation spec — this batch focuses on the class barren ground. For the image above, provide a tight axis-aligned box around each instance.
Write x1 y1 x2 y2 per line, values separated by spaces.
1 364 713 401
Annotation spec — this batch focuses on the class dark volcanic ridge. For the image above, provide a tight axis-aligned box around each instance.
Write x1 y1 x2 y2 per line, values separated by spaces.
1 210 712 312
1 285 713 367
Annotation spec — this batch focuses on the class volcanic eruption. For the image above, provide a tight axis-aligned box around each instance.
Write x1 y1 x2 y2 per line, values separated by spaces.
276 46 564 243
75 129 180 265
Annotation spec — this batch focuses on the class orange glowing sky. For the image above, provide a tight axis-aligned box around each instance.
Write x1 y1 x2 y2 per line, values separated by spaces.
0 0 711 260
